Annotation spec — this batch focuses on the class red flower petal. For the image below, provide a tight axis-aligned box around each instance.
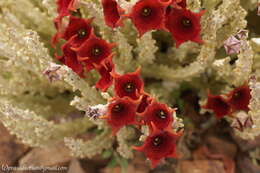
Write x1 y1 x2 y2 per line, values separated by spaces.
202 92 231 119
52 16 93 47
52 17 67 47
60 42 84 77
137 94 153 113
113 68 144 100
56 0 77 18
227 84 251 111
54 0 78 29
106 97 139 135
95 55 115 92
133 126 179 168
172 0 186 9
101 0 124 28
62 16 93 47
52 0 79 46
165 8 204 47
75 34 115 71
141 100 174 129
127 0 169 37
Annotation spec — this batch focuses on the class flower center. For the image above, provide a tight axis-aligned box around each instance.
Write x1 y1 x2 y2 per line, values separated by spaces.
92 47 102 56
156 110 167 119
233 91 242 99
141 7 152 17
153 136 162 146
112 104 123 113
215 98 229 111
124 82 135 93
182 18 192 28
78 29 87 38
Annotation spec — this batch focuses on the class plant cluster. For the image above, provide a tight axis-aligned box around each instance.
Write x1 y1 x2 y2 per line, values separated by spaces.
51 0 197 167
0 0 260 171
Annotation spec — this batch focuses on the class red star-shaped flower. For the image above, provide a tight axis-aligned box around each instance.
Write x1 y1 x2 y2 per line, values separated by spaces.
53 16 93 47
74 34 115 71
133 125 181 168
227 84 251 111
95 55 115 92
165 8 205 47
202 92 232 119
112 68 144 100
126 0 170 37
57 41 84 77
63 16 93 47
105 97 139 135
101 0 124 28
140 100 174 129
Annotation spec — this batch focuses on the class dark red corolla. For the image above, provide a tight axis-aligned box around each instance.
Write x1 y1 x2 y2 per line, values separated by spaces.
101 0 124 28
95 55 115 92
227 84 251 111
75 34 115 71
140 100 174 129
126 0 170 37
165 8 204 47
62 16 93 47
133 126 180 168
202 92 232 119
56 41 84 76
113 68 144 100
104 97 139 135
53 16 93 47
